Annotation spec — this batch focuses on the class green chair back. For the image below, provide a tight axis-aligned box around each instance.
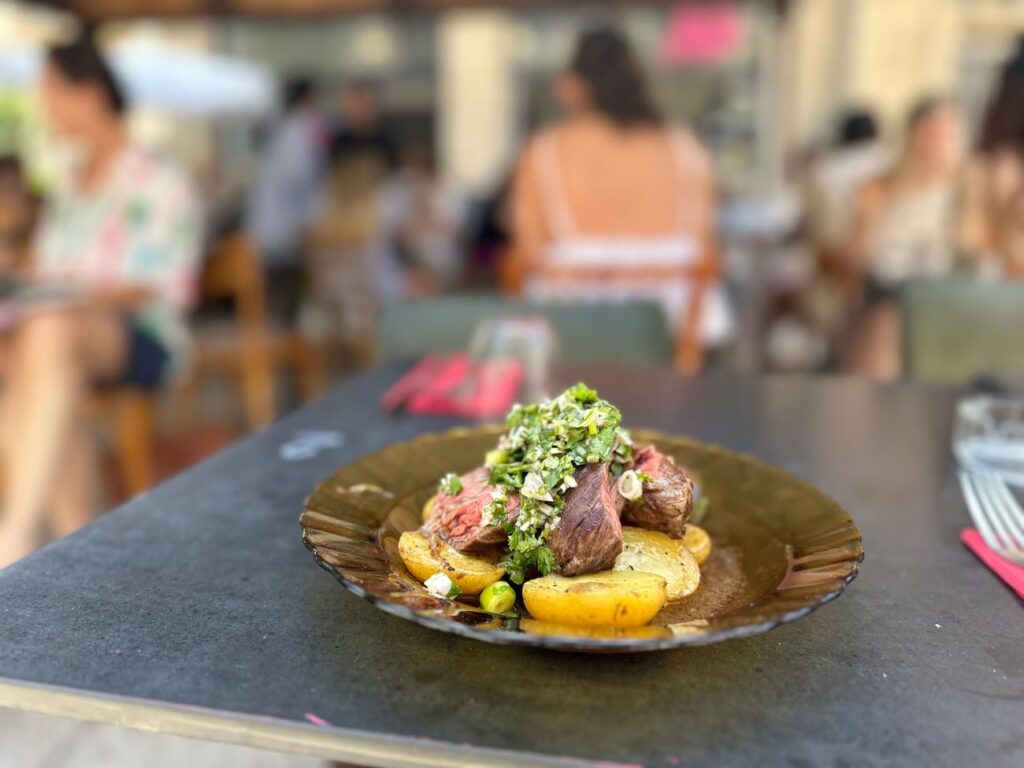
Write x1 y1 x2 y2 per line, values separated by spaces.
902 278 1024 383
377 296 673 366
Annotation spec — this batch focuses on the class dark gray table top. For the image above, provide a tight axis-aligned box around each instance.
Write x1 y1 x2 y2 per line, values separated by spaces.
1 365 1022 767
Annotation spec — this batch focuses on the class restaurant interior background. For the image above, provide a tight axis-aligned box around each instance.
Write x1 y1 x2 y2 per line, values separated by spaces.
0 0 1023 761
1 0 1022 546
0 2 1021 555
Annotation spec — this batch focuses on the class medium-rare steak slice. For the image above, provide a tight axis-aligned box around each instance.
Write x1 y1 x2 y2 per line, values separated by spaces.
623 445 693 538
423 467 516 552
550 463 624 576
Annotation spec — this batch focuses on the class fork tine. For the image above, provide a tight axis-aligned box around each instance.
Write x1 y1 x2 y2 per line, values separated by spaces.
959 472 1005 552
979 474 1024 552
972 474 1022 551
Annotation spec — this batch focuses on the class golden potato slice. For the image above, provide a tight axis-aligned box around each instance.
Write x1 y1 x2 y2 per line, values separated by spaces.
522 571 667 628
682 524 711 566
398 530 505 595
614 527 700 601
421 493 438 523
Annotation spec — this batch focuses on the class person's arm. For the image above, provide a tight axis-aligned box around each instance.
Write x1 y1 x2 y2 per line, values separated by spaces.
846 179 885 273
509 138 550 276
957 157 995 267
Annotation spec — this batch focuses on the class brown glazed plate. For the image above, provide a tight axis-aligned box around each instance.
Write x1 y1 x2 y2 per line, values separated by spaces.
300 427 863 653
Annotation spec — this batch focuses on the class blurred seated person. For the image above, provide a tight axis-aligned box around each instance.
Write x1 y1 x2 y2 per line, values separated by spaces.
960 37 1024 276
374 145 465 299
245 77 326 324
803 109 891 280
844 97 964 380
0 156 37 274
0 34 201 568
509 27 732 365
329 80 397 177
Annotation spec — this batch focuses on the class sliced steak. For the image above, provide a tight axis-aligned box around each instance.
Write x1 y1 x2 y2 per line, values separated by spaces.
550 463 624 576
424 467 516 552
623 445 693 538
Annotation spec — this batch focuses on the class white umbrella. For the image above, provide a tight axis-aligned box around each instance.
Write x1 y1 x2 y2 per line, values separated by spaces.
0 41 277 118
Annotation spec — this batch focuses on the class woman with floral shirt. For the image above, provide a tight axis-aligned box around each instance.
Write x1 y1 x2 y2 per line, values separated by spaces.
0 34 201 567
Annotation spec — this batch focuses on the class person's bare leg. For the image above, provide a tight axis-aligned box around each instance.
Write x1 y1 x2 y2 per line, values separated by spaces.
844 301 902 381
0 309 126 568
49 414 101 538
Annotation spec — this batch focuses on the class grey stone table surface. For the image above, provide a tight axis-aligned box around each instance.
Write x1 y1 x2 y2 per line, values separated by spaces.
0 365 1022 768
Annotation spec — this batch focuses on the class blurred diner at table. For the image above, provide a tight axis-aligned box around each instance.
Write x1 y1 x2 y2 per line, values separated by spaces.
960 37 1024 278
0 32 200 568
842 97 965 380
508 27 733 371
244 77 326 325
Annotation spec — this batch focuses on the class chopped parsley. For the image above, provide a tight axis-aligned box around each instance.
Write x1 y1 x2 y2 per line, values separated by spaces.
480 382 633 584
438 472 463 496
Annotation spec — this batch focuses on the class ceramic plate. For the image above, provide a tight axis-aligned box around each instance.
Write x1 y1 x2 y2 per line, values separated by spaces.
300 427 863 652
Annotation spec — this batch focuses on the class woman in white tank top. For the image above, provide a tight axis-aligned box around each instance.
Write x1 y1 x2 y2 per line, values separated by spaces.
509 28 733 368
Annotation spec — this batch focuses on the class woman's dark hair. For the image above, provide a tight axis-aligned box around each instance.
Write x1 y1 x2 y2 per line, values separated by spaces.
979 37 1024 154
568 27 661 128
836 109 878 147
284 77 314 110
47 32 126 115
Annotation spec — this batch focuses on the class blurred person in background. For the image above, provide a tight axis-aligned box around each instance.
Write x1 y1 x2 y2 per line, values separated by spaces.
844 97 964 380
245 77 326 324
509 27 732 366
0 156 36 274
374 144 465 298
960 37 1024 277
789 110 891 367
306 81 397 362
329 80 397 174
0 33 201 568
803 109 891 272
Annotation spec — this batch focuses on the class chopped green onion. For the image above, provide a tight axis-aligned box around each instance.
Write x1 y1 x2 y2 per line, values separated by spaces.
617 470 643 501
424 572 461 599
479 581 516 614
438 472 463 496
484 448 507 467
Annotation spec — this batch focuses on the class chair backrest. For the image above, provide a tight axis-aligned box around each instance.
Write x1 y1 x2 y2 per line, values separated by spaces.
376 296 674 367
200 233 268 333
903 277 1024 383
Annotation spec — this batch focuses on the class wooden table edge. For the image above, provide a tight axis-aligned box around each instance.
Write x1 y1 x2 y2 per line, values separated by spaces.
0 677 602 768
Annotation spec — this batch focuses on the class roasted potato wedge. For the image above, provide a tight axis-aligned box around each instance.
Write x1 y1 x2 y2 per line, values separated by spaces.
682 524 711 566
398 530 505 595
614 527 700 600
421 493 438 523
522 570 668 628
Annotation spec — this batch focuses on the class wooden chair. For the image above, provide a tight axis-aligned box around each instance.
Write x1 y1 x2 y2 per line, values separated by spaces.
90 389 157 499
181 233 326 430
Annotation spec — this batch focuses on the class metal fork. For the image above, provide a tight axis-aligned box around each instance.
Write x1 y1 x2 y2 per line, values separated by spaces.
958 471 1024 566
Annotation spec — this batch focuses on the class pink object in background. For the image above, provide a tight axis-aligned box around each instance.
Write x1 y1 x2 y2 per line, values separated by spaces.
380 355 523 420
659 1 743 66
961 528 1024 600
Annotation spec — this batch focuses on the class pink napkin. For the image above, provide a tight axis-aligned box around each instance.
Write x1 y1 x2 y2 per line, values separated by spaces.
961 528 1024 600
380 355 523 419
